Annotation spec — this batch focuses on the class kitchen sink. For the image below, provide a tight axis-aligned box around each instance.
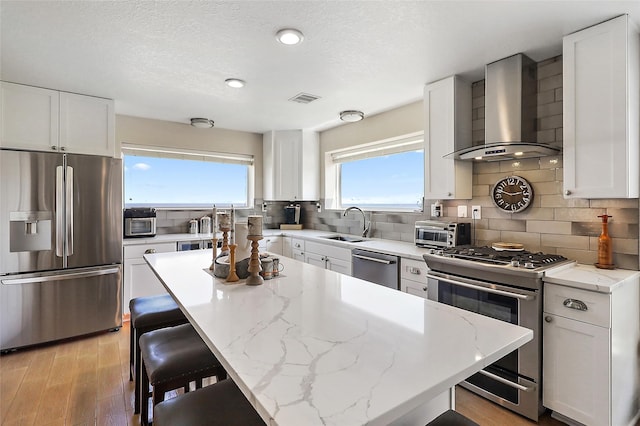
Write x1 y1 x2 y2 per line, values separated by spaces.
320 235 364 243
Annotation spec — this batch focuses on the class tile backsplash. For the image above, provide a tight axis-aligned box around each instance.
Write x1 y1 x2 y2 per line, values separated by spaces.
156 55 639 270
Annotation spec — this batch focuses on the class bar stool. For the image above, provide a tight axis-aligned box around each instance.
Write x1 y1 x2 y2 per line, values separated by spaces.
129 294 188 413
154 379 265 426
139 323 227 426
427 409 479 425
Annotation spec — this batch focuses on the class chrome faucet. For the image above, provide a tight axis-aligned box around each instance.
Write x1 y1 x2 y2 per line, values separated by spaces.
343 206 371 238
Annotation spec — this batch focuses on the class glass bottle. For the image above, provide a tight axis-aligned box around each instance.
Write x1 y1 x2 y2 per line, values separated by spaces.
596 214 613 269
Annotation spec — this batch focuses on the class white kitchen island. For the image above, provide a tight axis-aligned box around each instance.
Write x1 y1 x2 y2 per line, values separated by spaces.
145 250 532 425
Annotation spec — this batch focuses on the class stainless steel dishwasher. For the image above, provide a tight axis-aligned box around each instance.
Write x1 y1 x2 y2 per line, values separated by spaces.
352 249 400 290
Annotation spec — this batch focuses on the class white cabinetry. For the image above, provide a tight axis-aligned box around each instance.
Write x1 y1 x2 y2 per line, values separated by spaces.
424 76 472 200
304 240 352 275
259 235 283 255
263 130 319 201
0 82 115 157
562 15 639 198
123 242 176 315
543 269 640 426
400 258 429 298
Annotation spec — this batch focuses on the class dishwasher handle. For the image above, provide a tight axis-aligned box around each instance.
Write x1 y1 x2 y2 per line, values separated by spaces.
352 254 395 265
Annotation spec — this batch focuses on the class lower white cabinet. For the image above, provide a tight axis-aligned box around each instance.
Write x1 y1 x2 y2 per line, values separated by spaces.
304 240 352 275
543 272 640 426
400 258 429 298
259 235 283 255
123 242 176 315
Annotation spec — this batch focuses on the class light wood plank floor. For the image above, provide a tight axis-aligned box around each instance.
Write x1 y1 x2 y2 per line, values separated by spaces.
1 321 564 425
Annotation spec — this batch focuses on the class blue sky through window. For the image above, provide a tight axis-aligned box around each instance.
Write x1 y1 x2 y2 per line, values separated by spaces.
124 155 249 207
340 150 424 210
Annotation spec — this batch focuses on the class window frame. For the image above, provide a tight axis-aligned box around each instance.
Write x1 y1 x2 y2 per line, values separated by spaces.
121 144 255 209
324 131 425 212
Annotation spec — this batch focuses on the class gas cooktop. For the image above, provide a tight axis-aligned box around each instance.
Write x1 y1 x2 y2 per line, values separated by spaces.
437 246 568 269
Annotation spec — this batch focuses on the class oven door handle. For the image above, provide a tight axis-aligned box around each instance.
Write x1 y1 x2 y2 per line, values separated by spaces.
426 272 535 301
477 369 536 393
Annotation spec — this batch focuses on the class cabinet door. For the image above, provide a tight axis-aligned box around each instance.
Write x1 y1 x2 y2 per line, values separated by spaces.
123 258 168 314
261 236 283 255
292 249 305 262
0 82 59 152
326 256 351 276
424 76 472 200
282 237 293 258
562 15 639 198
401 279 428 299
305 252 326 268
59 92 115 157
543 314 610 425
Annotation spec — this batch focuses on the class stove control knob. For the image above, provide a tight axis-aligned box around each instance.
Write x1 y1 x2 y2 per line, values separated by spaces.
436 250 444 256
524 262 535 269
545 316 553 323
510 259 520 267
428 248 436 255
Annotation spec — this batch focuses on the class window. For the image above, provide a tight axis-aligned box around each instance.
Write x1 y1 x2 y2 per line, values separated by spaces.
122 145 254 208
326 132 424 211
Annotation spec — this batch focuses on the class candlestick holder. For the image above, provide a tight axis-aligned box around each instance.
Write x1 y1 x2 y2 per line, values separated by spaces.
245 235 264 286
226 244 240 282
220 229 230 252
209 237 218 271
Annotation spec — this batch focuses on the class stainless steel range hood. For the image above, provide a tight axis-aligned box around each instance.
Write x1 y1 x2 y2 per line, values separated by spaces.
447 54 561 161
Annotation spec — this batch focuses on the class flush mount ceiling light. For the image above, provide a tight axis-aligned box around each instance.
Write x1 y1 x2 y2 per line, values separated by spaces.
190 118 214 128
276 28 304 45
225 78 245 88
339 110 364 122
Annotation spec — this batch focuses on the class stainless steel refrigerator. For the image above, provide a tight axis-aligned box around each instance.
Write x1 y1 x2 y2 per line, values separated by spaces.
0 149 122 351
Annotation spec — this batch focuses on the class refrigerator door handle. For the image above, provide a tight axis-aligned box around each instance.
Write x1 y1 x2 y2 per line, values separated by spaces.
1 266 120 285
55 166 64 257
66 166 74 257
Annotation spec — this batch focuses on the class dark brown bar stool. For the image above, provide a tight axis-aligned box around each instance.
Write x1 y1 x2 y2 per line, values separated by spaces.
427 409 479 425
129 294 188 413
154 379 265 426
139 323 227 426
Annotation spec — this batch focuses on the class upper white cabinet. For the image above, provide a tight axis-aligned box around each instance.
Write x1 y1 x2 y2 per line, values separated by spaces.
562 15 639 198
0 82 115 157
263 130 319 201
424 75 472 200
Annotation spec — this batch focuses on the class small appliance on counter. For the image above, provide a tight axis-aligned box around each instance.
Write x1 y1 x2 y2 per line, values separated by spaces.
200 216 212 234
414 220 470 248
189 219 198 234
124 208 157 238
280 204 303 230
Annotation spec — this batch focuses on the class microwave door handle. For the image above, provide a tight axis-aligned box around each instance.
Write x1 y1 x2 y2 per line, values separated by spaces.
426 272 535 301
66 166 73 256
55 166 64 257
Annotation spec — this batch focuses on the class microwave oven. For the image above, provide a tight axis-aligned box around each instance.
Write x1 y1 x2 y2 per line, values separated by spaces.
124 208 157 238
415 220 470 248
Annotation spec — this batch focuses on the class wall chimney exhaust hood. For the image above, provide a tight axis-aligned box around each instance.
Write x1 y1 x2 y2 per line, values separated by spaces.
447 53 561 161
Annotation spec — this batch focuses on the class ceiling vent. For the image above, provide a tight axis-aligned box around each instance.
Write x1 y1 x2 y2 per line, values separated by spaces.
289 93 321 104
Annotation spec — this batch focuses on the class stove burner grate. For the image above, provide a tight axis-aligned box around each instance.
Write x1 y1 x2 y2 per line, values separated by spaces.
442 246 568 268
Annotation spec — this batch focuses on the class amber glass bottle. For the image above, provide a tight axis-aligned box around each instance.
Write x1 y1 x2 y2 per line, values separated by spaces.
596 215 613 269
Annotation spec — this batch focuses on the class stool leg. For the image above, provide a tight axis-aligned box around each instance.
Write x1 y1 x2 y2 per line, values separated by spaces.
134 330 141 413
129 323 134 382
140 357 150 426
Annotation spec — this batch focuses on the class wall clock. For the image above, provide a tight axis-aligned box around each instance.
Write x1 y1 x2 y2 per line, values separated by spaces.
492 175 533 213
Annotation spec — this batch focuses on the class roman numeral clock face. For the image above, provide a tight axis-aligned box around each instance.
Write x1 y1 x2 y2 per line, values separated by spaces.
492 176 534 213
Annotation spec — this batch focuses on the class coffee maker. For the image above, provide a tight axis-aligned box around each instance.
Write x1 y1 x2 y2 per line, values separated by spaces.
284 204 301 225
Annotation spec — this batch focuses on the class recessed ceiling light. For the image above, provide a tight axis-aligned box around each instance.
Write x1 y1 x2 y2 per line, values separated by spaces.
276 28 304 45
225 78 245 88
339 110 364 122
190 118 214 128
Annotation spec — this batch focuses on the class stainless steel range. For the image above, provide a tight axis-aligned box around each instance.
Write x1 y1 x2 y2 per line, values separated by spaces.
423 246 574 421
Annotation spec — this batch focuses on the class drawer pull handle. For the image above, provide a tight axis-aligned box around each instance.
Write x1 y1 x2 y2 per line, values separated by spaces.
409 267 421 275
144 248 157 254
563 298 587 311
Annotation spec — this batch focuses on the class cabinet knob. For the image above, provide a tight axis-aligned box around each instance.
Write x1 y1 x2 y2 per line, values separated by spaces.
51 145 57 150
544 316 553 323
447 192 452 197
564 190 571 196
60 146 66 151
144 248 157 254
422 286 427 292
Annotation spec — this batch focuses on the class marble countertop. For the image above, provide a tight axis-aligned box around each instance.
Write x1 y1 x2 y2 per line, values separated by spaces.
144 250 532 426
125 229 430 261
543 263 640 293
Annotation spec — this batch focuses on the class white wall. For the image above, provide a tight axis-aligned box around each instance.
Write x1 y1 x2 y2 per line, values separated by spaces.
115 115 264 198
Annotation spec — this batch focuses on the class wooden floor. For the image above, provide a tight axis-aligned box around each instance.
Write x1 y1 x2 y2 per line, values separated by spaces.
1 321 564 426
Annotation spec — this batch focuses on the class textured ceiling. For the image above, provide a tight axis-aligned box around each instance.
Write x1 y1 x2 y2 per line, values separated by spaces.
2 1 639 133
